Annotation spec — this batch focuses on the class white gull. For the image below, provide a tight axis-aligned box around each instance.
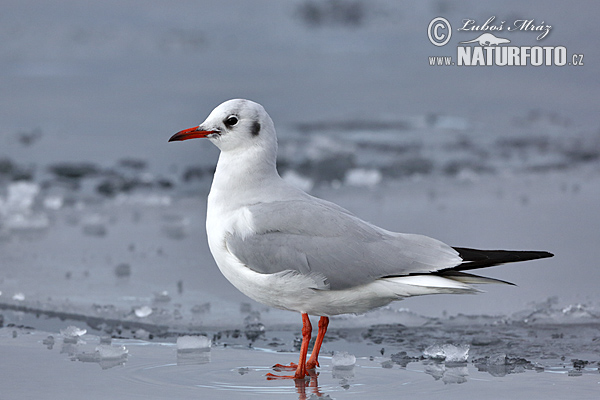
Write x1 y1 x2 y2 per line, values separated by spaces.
169 99 553 379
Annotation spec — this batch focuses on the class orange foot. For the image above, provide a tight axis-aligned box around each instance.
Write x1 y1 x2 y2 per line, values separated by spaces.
271 363 298 371
267 363 307 380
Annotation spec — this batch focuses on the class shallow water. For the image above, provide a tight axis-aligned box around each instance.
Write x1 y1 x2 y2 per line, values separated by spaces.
2 323 599 400
1 0 599 398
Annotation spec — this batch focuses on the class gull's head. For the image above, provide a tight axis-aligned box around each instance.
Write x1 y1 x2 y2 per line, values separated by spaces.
169 99 277 155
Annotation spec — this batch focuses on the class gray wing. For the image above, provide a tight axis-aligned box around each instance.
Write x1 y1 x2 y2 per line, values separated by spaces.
226 198 462 290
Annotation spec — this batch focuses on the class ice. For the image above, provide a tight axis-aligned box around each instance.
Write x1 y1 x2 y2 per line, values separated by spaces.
512 298 600 324
95 344 128 360
281 170 314 192
177 335 211 365
423 344 469 363
344 168 382 187
0 182 49 231
42 336 55 350
81 214 108 237
153 291 171 303
0 182 39 212
134 306 153 318
424 362 469 384
176 335 211 350
43 195 64 210
472 355 543 377
331 351 356 368
60 326 87 338
72 344 129 369
12 293 25 301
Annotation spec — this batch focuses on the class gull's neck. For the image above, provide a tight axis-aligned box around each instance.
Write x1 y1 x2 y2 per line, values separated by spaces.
208 145 283 210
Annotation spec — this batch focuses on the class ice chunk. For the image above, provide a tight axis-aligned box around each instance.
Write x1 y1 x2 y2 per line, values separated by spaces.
177 335 211 351
282 170 314 192
0 182 39 213
95 344 128 360
177 335 211 365
133 329 151 340
345 168 382 187
0 182 49 230
153 290 171 303
134 305 153 318
12 292 25 301
73 345 128 369
390 351 419 367
423 344 469 363
82 214 108 237
332 351 356 368
4 213 50 230
42 335 55 349
43 195 64 210
60 326 87 338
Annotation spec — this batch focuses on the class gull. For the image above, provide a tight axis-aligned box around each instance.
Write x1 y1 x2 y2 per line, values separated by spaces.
169 99 553 379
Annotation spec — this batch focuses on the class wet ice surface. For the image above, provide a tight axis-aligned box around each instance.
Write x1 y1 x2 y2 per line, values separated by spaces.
2 0 600 398
2 157 600 399
2 317 600 399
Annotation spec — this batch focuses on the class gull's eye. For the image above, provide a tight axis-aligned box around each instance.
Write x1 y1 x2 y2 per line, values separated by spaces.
224 116 238 127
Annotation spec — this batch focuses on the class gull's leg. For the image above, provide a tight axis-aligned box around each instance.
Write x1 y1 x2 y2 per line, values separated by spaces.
306 316 329 370
267 313 312 379
293 313 312 378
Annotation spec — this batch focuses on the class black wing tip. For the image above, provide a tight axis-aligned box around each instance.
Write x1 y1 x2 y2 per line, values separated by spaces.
451 247 554 272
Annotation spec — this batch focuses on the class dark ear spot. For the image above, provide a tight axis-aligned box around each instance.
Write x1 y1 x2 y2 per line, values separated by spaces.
250 121 261 137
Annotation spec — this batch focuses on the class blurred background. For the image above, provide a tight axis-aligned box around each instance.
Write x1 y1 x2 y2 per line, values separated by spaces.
1 0 599 329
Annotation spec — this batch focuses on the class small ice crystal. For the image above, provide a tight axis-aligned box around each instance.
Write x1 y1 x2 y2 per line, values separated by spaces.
153 290 171 302
488 353 508 365
345 168 382 187
332 351 356 368
12 292 25 301
177 335 211 351
43 195 63 210
95 345 128 360
43 336 55 349
423 343 469 362
134 305 153 318
60 326 87 338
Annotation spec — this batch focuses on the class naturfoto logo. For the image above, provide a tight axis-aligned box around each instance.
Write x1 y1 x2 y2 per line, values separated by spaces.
427 16 584 67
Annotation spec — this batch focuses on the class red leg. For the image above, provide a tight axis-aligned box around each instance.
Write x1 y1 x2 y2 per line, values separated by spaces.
267 313 312 380
306 316 329 370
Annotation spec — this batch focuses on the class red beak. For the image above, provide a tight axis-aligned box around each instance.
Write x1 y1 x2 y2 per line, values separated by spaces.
168 126 217 142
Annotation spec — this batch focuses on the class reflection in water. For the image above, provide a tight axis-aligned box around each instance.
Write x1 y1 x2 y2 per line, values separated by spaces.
423 360 469 384
58 334 129 370
293 370 330 400
176 335 211 365
177 347 211 365
71 343 129 369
